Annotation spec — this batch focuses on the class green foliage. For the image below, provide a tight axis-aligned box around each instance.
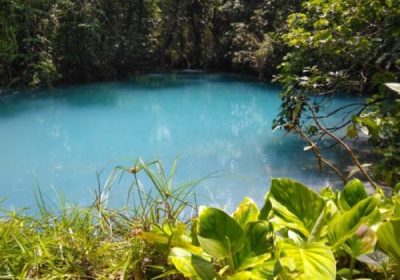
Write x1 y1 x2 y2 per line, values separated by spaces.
268 178 325 237
197 206 245 260
327 195 380 248
169 247 216 280
377 219 400 261
338 179 368 210
166 178 400 279
0 0 299 90
232 197 259 229
0 159 198 279
0 0 60 88
168 202 277 279
352 83 400 186
1 169 400 279
0 202 144 278
274 0 400 186
277 239 336 280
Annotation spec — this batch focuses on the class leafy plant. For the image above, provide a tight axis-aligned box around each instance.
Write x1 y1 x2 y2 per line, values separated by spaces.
0 159 199 279
166 178 400 279
274 0 400 187
1 163 400 279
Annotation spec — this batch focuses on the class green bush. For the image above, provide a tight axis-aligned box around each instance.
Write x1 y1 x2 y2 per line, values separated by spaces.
163 178 400 279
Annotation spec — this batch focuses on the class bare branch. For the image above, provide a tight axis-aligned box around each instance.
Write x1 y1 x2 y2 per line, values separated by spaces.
295 127 347 184
309 103 379 189
314 103 364 119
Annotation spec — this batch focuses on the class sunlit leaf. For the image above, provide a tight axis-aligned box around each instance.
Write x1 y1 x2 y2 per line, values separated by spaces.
259 193 272 220
269 178 325 237
251 259 279 279
327 195 381 248
230 260 277 280
237 252 271 271
278 239 336 280
233 197 259 230
227 271 262 280
245 221 274 255
139 231 169 244
169 247 216 280
377 219 400 261
338 179 368 211
197 207 245 259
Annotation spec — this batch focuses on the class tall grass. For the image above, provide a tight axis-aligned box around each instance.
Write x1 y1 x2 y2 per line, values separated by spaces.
0 159 199 279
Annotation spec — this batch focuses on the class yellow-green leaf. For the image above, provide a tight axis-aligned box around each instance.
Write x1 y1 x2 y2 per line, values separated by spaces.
377 219 400 261
327 195 381 248
278 239 336 280
169 247 216 280
269 178 325 238
233 197 259 230
197 206 245 259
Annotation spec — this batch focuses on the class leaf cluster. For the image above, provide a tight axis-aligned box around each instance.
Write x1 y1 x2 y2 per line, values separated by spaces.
156 178 400 279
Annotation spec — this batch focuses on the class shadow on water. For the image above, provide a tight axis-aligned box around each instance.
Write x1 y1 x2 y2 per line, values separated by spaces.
263 132 357 187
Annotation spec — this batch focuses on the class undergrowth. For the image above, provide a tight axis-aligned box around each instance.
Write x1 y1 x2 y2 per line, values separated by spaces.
0 160 197 279
1 160 400 279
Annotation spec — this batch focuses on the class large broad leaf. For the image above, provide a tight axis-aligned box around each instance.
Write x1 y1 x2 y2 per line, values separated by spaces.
169 247 217 280
251 259 279 279
377 219 400 261
338 179 368 211
233 197 259 230
327 195 381 248
237 252 271 271
245 221 274 255
140 223 201 254
278 239 336 280
259 192 272 220
235 221 274 269
269 178 325 237
227 271 263 280
229 259 277 280
197 206 245 259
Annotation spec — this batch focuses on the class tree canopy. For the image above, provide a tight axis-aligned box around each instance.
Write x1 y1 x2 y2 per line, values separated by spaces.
274 0 400 185
0 0 291 88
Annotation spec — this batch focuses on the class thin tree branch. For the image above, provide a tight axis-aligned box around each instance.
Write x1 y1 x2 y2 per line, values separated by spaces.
295 127 347 184
309 103 379 189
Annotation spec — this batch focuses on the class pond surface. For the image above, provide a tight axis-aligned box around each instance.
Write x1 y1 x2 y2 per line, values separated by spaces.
0 73 356 210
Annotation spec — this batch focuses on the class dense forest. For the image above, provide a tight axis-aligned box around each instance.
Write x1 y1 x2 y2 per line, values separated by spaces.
0 0 398 87
0 0 296 87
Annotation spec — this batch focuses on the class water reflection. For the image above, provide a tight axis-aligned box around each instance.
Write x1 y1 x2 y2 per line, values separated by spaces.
0 74 357 211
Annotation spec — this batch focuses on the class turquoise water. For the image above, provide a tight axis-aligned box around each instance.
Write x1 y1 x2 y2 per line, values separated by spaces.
0 74 355 210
